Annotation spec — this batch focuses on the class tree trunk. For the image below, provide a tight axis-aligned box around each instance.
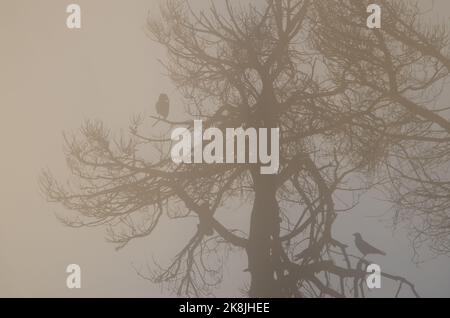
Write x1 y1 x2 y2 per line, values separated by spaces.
247 171 281 297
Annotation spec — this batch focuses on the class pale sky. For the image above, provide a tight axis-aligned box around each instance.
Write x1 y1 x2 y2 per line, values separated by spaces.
0 0 449 297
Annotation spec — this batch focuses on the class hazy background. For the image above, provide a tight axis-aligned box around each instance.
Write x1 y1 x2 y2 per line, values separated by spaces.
0 0 449 297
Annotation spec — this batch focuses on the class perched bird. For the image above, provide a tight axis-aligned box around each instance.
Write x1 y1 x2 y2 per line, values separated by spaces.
353 233 386 257
153 93 170 126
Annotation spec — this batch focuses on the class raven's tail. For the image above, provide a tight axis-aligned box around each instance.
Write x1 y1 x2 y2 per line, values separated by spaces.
152 117 161 127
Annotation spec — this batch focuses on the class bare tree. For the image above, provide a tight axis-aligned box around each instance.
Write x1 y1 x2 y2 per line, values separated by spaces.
313 0 450 259
41 0 450 297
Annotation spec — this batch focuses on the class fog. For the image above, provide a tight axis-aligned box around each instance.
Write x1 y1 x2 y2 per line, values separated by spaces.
1 0 449 297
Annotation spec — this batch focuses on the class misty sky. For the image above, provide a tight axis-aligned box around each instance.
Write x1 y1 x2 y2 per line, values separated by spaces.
1 0 449 297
